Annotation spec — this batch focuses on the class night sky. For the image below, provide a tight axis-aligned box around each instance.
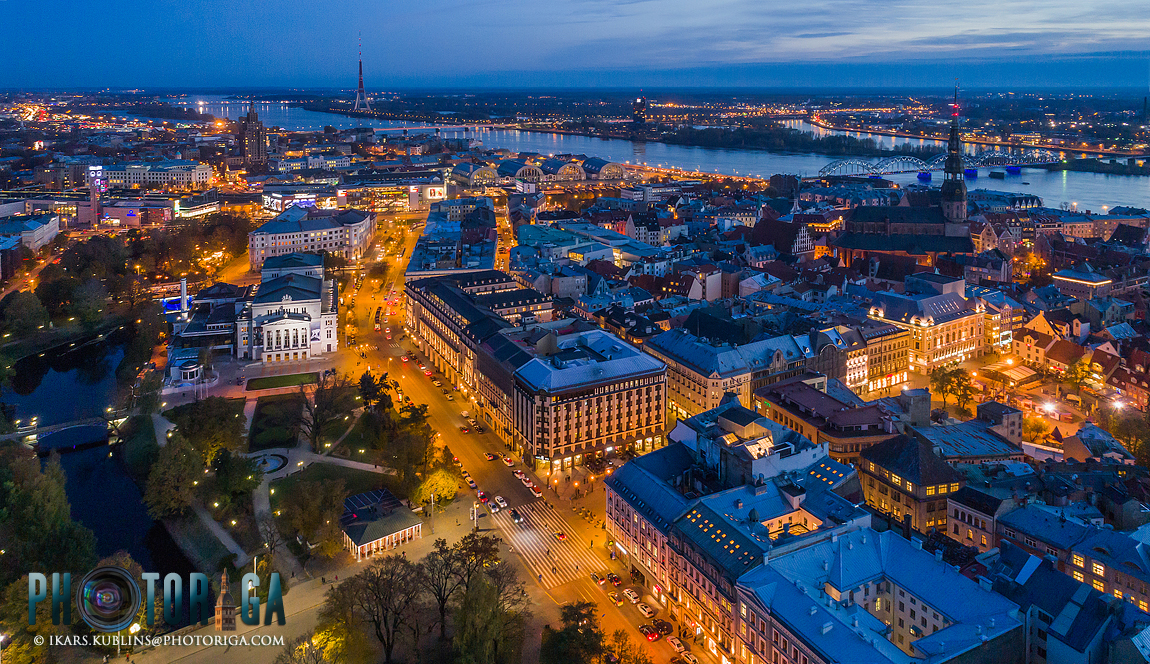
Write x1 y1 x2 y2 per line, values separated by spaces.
3 0 1148 89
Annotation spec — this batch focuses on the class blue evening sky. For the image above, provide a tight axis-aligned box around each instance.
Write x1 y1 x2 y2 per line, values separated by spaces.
1 0 1148 89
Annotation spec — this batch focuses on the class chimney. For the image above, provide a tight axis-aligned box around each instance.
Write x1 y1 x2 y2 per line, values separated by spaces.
911 538 923 550
935 549 943 563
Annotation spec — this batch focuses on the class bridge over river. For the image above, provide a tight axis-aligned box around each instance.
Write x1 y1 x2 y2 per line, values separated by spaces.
819 149 1062 177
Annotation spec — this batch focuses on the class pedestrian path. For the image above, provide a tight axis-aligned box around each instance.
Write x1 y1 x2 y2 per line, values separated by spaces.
489 501 605 589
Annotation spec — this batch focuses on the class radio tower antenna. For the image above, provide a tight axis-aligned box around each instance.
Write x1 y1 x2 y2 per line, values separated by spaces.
354 33 372 112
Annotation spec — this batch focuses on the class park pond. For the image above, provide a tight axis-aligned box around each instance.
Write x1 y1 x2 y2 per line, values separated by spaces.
5 334 194 576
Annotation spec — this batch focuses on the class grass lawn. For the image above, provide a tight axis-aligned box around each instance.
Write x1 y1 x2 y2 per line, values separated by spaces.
246 372 318 391
162 397 246 422
248 393 303 452
167 513 233 573
331 414 373 453
269 463 398 513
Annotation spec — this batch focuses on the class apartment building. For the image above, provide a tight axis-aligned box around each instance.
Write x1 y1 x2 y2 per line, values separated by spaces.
859 321 911 395
859 435 964 534
736 529 1024 664
1069 529 1150 613
753 373 900 465
605 441 870 664
247 206 375 270
644 328 806 419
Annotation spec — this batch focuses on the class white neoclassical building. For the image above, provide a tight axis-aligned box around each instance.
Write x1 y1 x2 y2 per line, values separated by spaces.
235 253 339 363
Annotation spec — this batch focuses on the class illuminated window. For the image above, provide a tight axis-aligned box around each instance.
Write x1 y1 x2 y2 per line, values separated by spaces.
926 486 935 496
1092 579 1105 592
1073 571 1084 583
1092 562 1105 577
1114 589 1123 600
949 483 959 492
1072 554 1084 568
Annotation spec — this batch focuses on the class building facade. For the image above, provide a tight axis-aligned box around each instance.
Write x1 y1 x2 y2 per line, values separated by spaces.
248 206 375 270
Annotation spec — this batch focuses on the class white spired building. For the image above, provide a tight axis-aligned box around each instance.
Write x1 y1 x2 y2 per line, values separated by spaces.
235 253 339 363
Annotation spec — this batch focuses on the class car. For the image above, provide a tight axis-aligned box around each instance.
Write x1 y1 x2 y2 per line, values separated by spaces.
442 388 450 394
637 603 655 618
667 636 685 653
461 469 470 477
512 470 526 479
433 380 442 387
403 396 412 403
681 654 700 664
424 370 433 377
419 364 427 370
607 591 623 606
446 394 454 401
477 491 489 503
466 478 477 489
385 327 390 333
502 456 514 467
529 485 542 497
623 589 639 603
460 426 470 434
386 334 392 340
607 573 621 586
401 356 409 362
484 452 497 461
488 504 500 514
494 495 508 508
520 476 533 487
590 572 604 585
474 426 484 433
508 509 522 523
638 624 660 642
653 619 673 635
553 532 567 541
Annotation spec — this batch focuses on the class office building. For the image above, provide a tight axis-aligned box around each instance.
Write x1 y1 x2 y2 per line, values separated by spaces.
868 274 986 375
859 435 964 533
238 106 268 166
91 160 213 189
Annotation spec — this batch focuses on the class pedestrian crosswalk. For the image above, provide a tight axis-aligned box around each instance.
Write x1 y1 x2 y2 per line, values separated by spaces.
489 501 607 589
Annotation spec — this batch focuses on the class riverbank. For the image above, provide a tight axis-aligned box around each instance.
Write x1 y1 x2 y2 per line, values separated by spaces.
0 315 128 363
807 116 1140 158
1039 158 1150 177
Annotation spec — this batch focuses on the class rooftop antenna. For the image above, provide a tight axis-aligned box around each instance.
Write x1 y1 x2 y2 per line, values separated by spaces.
354 33 372 112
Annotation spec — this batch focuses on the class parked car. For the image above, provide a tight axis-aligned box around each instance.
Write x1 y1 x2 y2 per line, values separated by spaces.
466 478 477 489
637 603 655 618
681 653 700 664
529 485 542 497
653 619 673 635
512 470 526 479
477 491 489 503
494 496 508 508
607 591 623 606
667 637 685 653
607 573 621 586
502 456 514 467
638 624 659 642
484 452 497 461
623 589 639 603
590 572 604 585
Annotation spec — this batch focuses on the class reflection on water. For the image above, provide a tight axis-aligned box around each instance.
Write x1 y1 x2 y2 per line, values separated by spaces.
7 338 193 575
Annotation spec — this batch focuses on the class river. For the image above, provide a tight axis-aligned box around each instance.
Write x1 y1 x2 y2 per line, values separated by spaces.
175 96 1150 212
6 337 194 576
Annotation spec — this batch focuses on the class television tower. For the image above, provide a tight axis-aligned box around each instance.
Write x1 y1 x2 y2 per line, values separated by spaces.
354 34 372 112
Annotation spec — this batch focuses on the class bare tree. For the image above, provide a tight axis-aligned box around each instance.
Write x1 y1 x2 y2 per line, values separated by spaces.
258 512 286 559
297 371 358 452
274 632 328 664
422 538 466 639
348 554 425 664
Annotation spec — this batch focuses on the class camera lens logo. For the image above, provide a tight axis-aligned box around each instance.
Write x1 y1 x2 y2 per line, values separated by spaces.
76 567 141 633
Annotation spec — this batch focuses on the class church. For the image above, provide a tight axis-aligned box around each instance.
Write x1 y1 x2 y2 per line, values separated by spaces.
833 89 975 269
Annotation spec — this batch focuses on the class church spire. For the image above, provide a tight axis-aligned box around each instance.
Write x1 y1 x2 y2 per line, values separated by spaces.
940 80 968 225
947 81 961 156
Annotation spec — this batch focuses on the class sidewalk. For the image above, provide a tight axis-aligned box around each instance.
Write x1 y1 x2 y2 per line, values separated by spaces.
191 503 250 567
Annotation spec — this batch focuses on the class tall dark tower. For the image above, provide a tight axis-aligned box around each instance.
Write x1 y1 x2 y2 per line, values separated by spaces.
214 569 236 632
940 84 968 226
354 35 372 112
238 103 268 165
632 95 647 124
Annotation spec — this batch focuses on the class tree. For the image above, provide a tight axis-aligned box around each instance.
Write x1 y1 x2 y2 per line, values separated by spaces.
929 366 957 408
167 396 246 465
258 512 287 561
1022 417 1051 444
143 433 201 519
280 479 348 557
540 601 604 664
346 555 424 664
453 533 502 590
298 372 358 452
0 291 48 337
422 538 465 639
951 369 977 414
274 633 329 664
71 277 109 326
1064 356 1092 396
359 370 384 411
35 272 79 318
454 571 501 664
316 580 375 663
413 468 459 507
608 630 653 664
213 449 263 501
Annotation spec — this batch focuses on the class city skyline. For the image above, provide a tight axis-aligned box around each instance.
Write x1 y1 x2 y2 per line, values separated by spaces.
2 0 1149 88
